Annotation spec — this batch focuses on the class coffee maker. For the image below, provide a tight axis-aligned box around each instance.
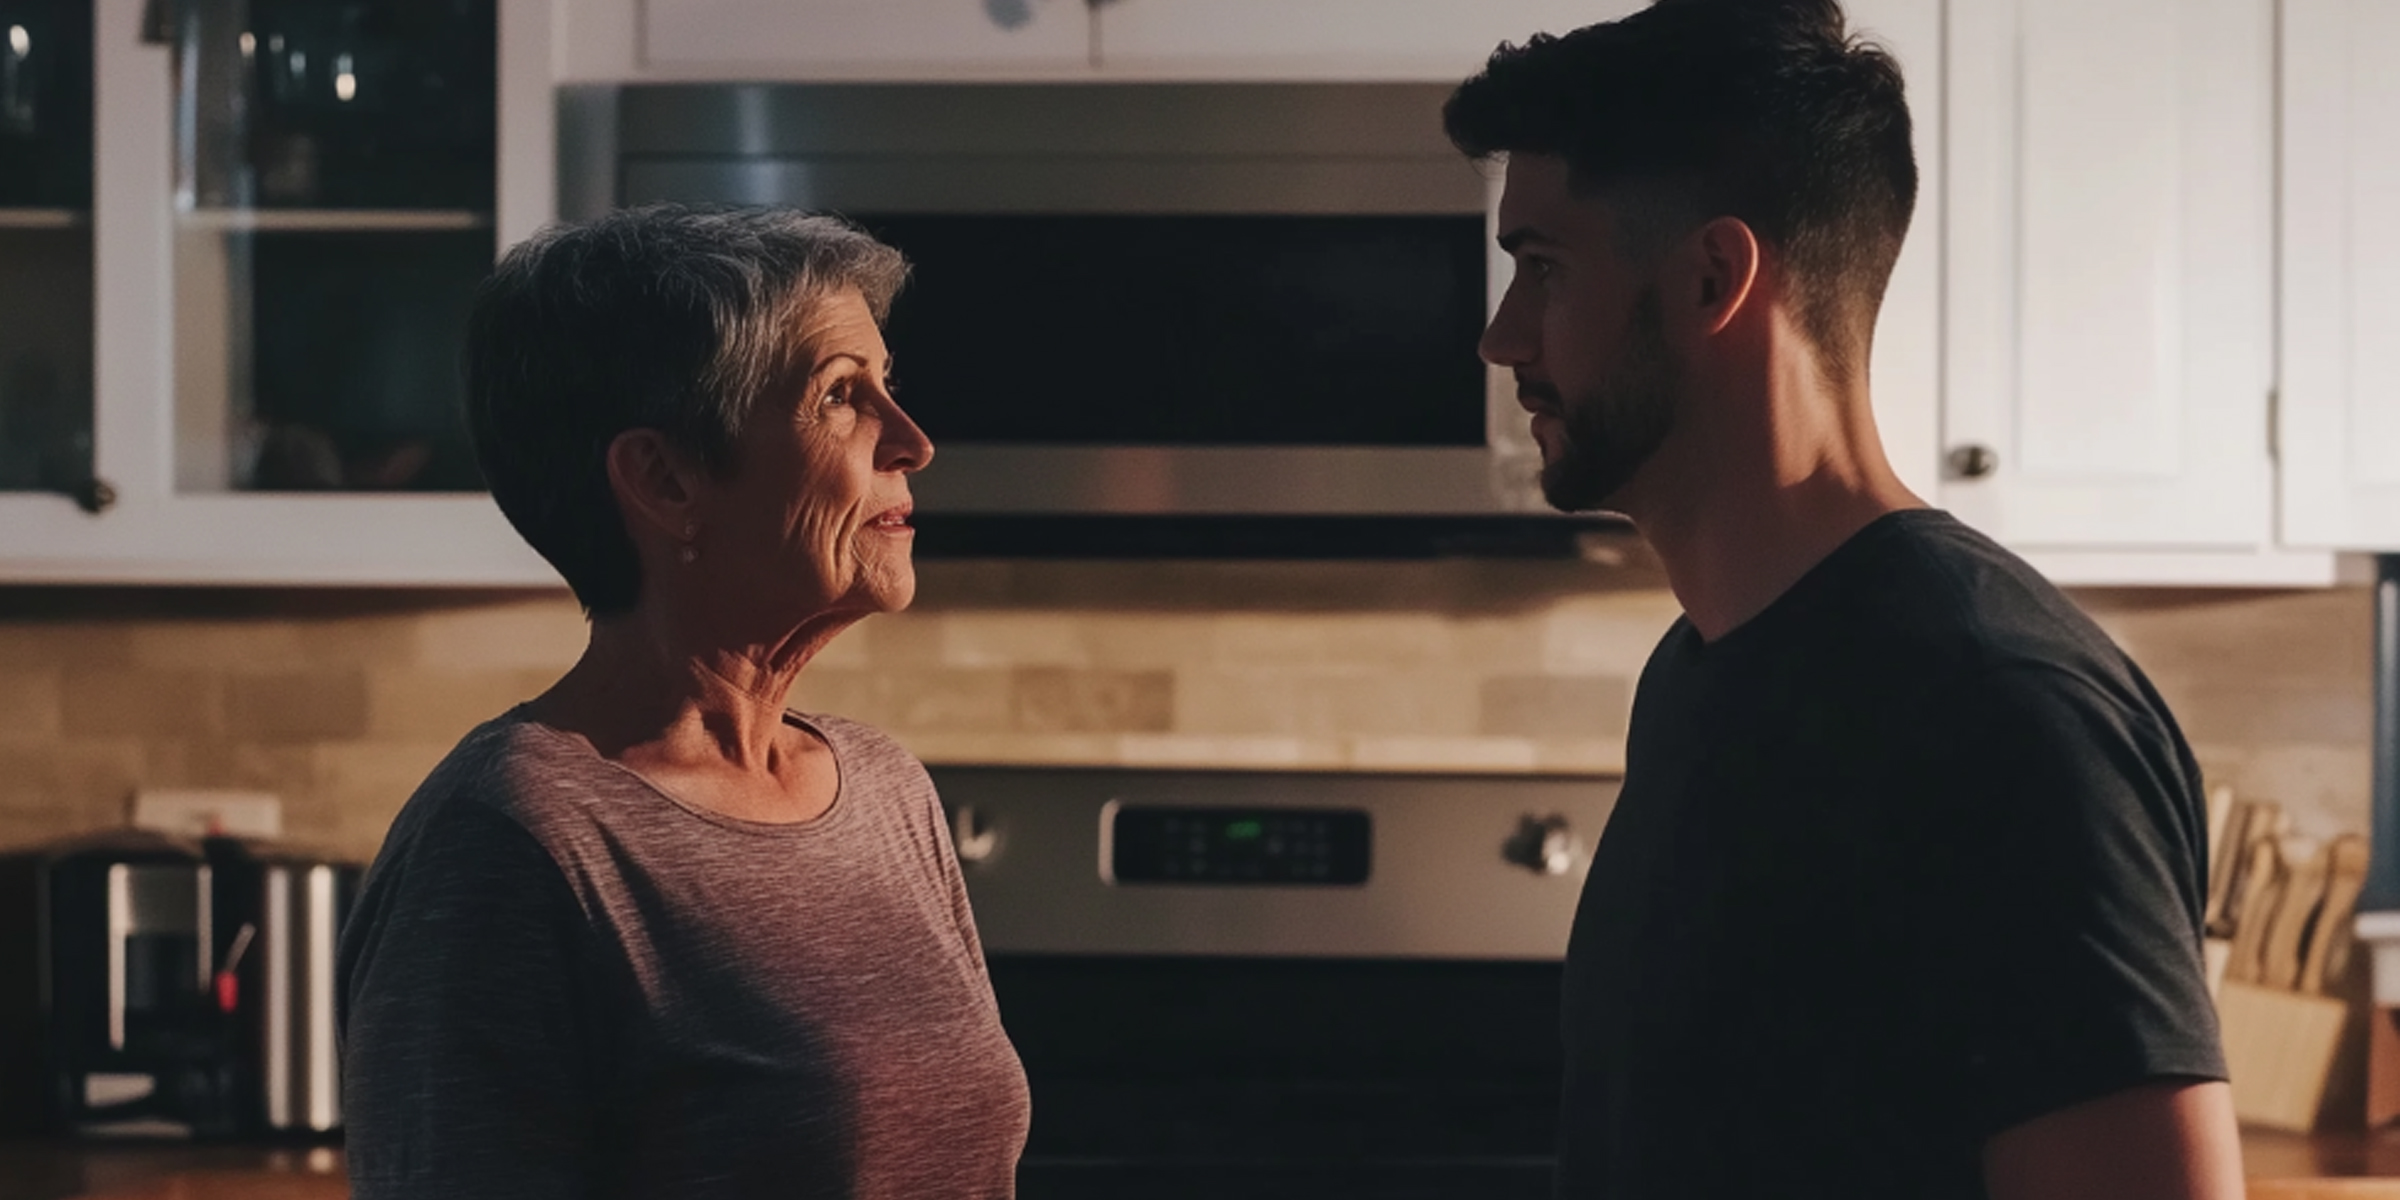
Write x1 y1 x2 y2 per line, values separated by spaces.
0 830 361 1138
0 830 237 1136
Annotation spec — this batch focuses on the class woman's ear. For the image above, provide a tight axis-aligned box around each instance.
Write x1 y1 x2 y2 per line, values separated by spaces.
1686 216 1762 337
604 429 706 550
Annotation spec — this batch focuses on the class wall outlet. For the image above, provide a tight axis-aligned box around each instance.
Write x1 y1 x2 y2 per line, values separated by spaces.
130 789 284 839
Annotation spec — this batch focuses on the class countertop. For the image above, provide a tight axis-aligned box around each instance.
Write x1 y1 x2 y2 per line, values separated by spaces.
7 1130 2400 1199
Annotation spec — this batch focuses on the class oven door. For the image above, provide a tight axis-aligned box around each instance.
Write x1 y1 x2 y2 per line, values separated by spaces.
996 955 1562 1200
610 82 1549 522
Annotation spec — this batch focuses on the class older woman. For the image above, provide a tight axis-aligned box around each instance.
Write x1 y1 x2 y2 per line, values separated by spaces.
336 206 1027 1199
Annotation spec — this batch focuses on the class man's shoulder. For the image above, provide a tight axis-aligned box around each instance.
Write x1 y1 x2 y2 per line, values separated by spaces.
1831 510 2125 675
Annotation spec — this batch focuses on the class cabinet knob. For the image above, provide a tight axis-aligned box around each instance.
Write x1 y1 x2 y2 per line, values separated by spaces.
1946 444 2000 480
68 477 117 515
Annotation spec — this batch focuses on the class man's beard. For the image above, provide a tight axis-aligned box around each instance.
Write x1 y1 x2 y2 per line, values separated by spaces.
1536 288 1680 513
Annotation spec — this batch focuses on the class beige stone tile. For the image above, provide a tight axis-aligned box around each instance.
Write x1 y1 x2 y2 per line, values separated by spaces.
786 669 890 724
0 668 62 739
1174 669 1480 738
311 741 455 822
1117 734 1344 770
894 731 1128 767
0 623 132 669
125 621 312 669
1209 613 1456 667
2190 741 2372 840
1449 617 1547 676
367 668 555 740
224 671 370 742
410 600 589 670
62 668 223 739
941 613 1092 668
294 613 424 667
1539 595 1682 677
1532 739 1629 775
1082 615 1216 669
793 668 1015 734
141 740 315 798
860 613 947 667
2076 587 2372 687
1480 675 1633 739
0 739 147 824
1347 736 1542 772
2149 677 2372 747
1013 667 1173 734
882 669 1015 732
805 622 873 669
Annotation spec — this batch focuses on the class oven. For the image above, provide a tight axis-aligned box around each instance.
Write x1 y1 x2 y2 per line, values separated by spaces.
926 765 1619 1199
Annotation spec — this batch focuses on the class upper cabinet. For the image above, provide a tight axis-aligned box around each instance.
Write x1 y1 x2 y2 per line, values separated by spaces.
0 0 554 584
1941 0 2277 552
1089 0 1635 80
2280 0 2400 551
634 0 1087 78
0 0 96 509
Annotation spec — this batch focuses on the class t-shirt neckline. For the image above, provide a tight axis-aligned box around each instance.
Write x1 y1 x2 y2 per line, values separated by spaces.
506 705 854 839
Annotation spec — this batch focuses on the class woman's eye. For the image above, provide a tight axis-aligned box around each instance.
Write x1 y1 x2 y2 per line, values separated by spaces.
823 381 852 407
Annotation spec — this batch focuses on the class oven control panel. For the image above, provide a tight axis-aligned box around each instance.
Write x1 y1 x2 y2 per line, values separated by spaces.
1101 803 1370 886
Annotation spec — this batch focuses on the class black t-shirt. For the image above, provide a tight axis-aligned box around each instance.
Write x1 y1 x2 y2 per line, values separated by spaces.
1557 509 2226 1199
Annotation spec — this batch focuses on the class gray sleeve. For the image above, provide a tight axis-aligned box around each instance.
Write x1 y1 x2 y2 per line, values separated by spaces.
339 800 606 1200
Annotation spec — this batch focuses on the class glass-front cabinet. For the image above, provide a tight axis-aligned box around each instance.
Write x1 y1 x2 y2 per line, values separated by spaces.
0 0 95 507
0 0 552 582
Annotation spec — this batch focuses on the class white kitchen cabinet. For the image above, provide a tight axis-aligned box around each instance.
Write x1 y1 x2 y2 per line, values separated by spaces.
1091 0 1636 80
0 0 557 585
635 0 1087 79
2280 0 2400 551
1941 0 2277 553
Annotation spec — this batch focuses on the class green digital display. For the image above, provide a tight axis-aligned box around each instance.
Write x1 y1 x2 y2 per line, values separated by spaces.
1226 819 1263 841
1108 807 1372 886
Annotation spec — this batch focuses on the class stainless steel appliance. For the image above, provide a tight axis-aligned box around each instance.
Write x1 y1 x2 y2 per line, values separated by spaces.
590 83 1607 554
928 764 1619 1199
0 831 237 1137
0 831 359 1139
202 836 359 1136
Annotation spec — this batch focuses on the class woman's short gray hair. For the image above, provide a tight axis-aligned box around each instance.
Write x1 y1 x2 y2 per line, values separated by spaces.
464 204 910 617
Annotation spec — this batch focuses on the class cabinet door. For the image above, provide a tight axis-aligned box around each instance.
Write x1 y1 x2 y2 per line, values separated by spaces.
641 0 1088 77
0 0 556 585
1095 0 1640 80
1942 0 2274 548
2281 0 2400 550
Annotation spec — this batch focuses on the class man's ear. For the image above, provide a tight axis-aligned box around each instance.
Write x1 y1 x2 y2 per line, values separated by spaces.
604 428 705 549
1687 216 1763 337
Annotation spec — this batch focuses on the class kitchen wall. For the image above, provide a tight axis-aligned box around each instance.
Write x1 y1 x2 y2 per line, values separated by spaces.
0 559 2374 863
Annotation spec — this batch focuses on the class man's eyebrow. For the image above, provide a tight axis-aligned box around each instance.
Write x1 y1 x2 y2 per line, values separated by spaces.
1497 227 1563 254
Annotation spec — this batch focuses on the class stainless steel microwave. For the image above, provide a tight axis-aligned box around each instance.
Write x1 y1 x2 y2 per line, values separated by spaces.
570 83 1596 550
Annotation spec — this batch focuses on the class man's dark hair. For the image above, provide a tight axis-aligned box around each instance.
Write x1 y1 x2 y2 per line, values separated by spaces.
1445 0 1916 379
463 205 908 618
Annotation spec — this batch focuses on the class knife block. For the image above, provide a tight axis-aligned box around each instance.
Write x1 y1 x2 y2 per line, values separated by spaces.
2218 978 2352 1132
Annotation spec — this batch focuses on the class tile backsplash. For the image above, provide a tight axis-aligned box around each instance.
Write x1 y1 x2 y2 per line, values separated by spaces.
0 558 2374 864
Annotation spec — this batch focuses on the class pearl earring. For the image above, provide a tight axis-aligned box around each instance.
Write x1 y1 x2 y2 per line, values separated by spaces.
679 522 700 564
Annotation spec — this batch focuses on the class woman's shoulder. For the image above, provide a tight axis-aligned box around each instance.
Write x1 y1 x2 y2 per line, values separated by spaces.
794 711 924 778
383 709 648 860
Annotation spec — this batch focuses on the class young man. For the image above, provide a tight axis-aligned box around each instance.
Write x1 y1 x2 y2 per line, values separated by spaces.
1445 2 2243 1197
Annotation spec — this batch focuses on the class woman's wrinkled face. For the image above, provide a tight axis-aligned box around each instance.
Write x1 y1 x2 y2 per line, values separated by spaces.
702 287 933 623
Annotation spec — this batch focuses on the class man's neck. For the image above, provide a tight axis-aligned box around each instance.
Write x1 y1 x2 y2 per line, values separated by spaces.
1625 367 1925 643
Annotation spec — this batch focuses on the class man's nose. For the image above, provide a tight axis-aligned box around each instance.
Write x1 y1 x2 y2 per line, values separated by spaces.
1478 286 1535 368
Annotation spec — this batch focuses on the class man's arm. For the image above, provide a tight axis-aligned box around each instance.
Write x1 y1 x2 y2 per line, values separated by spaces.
1985 1079 2244 1200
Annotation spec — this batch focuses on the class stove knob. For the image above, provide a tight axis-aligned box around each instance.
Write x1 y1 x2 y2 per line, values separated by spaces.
1503 814 1582 877
952 804 1002 866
